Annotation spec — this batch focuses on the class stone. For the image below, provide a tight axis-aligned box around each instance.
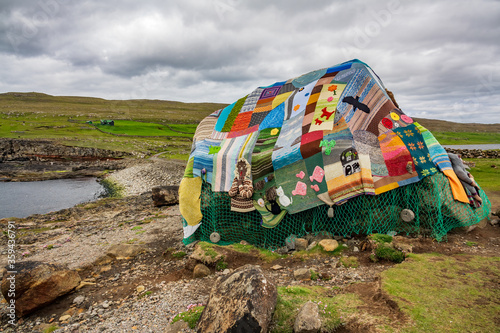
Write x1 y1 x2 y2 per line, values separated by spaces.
93 254 114 266
193 264 211 279
165 320 189 333
277 247 289 255
136 285 145 293
1 261 81 317
76 281 96 291
318 239 339 252
306 241 317 251
106 244 146 259
59 314 71 322
392 236 413 253
294 268 311 281
285 234 296 251
151 185 180 207
197 265 277 333
353 246 359 252
73 295 85 306
294 301 321 333
489 218 499 226
295 238 308 251
271 265 283 270
189 243 224 265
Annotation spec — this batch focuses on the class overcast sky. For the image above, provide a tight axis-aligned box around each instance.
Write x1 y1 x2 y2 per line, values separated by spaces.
1 0 499 124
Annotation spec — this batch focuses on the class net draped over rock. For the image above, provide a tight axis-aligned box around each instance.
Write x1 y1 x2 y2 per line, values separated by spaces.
179 59 490 248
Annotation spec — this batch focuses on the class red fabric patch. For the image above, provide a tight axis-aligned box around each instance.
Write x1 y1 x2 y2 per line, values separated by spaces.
382 117 393 129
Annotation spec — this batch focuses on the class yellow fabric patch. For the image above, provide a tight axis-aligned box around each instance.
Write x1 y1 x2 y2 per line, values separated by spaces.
272 91 293 109
179 177 203 226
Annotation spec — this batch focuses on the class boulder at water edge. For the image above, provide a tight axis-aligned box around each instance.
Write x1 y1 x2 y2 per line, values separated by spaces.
1 261 81 316
197 264 277 333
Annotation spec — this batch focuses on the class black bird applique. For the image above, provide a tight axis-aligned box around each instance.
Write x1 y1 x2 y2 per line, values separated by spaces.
342 96 370 113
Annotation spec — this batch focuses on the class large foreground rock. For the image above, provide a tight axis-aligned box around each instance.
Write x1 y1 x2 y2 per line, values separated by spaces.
1 261 81 317
152 185 179 206
197 264 277 333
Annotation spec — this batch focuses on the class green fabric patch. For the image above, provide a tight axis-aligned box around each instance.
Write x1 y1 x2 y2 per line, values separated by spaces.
184 157 194 178
221 95 248 132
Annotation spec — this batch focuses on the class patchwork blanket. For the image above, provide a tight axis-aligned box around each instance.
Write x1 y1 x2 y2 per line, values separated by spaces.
182 59 466 230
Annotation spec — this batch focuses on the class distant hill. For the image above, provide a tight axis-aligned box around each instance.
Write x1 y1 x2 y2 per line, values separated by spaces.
0 92 227 124
413 118 500 133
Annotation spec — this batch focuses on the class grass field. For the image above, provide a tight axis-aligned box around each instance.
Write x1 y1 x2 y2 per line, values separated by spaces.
432 131 500 145
1 92 499 160
94 120 196 137
0 92 224 159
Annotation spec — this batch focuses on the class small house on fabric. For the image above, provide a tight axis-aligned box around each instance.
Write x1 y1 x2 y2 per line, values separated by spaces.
179 59 490 248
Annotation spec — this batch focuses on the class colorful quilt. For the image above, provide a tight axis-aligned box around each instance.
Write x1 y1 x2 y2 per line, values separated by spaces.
181 59 465 232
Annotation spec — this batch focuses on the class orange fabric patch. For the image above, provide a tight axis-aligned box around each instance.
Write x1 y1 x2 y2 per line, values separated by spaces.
442 169 469 203
230 112 252 132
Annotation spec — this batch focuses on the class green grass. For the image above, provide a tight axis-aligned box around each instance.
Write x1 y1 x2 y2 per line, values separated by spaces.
0 92 226 159
171 305 205 329
100 178 125 198
271 286 353 333
43 325 59 333
382 253 500 332
432 131 500 145
463 158 500 193
94 120 196 137
368 233 393 244
340 256 360 268
375 244 405 263
172 251 187 258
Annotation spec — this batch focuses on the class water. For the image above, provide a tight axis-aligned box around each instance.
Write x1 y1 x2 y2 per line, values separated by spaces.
443 144 500 150
0 178 106 219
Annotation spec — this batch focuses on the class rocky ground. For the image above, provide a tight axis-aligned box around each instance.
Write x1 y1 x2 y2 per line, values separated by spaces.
0 159 499 333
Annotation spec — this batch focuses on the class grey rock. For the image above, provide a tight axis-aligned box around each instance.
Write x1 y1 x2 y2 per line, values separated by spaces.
306 241 317 251
294 268 311 281
294 301 321 333
197 265 277 333
193 264 211 279
73 296 85 305
285 234 296 251
151 186 180 207
106 244 146 259
295 238 309 251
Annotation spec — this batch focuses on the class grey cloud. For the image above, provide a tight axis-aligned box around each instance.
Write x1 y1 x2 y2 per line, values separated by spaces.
0 0 499 123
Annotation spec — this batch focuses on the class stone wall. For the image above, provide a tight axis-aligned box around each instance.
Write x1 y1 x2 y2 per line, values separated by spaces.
0 138 131 162
444 148 499 159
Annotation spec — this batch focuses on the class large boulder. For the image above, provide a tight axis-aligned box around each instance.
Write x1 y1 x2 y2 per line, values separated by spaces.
197 264 277 333
1 261 81 317
152 185 180 207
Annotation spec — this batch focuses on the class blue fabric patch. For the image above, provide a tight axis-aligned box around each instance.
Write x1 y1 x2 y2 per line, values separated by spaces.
214 101 237 132
259 103 285 130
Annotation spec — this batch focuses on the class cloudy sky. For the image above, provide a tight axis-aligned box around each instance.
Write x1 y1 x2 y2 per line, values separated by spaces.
1 0 499 123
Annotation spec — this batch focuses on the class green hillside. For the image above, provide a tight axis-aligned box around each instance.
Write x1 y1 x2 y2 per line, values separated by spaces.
0 92 498 160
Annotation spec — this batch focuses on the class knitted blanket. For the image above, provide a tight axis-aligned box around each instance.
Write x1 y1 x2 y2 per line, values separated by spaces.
182 59 471 232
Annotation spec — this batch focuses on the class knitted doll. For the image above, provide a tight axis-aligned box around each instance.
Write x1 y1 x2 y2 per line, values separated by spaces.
228 158 255 212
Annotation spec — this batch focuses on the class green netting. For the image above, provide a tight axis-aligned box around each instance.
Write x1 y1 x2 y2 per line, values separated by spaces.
183 172 491 248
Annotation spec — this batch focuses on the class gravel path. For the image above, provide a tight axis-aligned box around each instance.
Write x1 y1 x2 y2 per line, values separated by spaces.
107 159 185 196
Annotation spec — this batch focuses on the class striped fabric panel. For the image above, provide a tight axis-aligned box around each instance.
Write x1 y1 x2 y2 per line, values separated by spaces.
417 123 452 171
212 134 254 192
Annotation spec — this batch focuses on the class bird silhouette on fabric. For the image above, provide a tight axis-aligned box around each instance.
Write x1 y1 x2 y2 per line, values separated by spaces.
342 96 370 113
